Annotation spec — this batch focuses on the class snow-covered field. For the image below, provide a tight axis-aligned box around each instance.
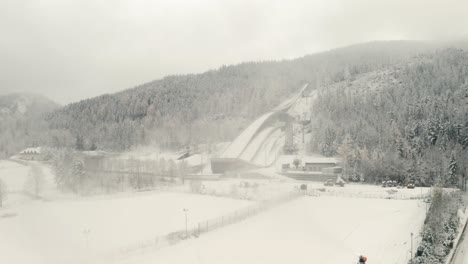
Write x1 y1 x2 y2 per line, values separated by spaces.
123 196 426 264
0 159 30 192
305 182 431 200
0 190 251 264
0 159 430 264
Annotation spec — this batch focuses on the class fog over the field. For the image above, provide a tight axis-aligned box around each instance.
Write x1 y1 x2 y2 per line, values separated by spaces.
1 0 468 104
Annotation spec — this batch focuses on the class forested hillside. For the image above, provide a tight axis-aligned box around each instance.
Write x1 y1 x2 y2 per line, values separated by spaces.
46 41 436 151
310 48 468 186
0 93 59 157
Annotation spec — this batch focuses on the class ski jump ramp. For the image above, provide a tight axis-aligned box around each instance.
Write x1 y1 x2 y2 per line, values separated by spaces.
212 84 309 173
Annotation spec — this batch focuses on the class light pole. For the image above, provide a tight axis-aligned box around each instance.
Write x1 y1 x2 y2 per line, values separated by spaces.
410 232 413 263
83 228 91 249
183 208 189 238
409 233 421 263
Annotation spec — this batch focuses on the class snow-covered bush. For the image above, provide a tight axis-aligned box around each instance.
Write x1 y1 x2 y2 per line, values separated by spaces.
411 188 463 264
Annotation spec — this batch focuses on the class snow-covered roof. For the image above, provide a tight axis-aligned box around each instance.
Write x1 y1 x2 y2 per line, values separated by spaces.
81 150 119 157
278 155 340 165
19 147 41 154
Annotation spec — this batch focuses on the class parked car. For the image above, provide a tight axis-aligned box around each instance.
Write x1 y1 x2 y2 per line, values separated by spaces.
335 181 345 187
324 180 334 186
407 183 415 189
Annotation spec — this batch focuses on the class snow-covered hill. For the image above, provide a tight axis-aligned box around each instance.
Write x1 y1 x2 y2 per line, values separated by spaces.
0 93 59 117
0 93 59 158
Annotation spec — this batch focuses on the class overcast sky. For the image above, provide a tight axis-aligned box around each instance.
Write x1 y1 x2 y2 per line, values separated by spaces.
1 0 468 104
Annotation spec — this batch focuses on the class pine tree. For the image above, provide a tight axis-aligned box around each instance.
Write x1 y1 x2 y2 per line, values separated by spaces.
448 153 458 187
72 160 85 193
337 134 354 176
75 135 84 151
90 142 97 151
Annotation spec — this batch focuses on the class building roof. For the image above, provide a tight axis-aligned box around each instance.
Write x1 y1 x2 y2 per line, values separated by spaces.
278 155 340 165
20 147 41 154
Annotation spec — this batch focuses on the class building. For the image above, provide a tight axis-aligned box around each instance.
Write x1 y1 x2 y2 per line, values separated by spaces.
278 156 342 182
18 147 44 161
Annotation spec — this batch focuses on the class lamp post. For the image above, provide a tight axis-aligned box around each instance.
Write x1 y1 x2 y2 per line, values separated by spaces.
409 233 421 263
83 228 91 249
183 208 189 238
410 232 413 263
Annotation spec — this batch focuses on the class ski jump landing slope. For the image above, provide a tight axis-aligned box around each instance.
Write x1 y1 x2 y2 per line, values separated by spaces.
218 84 308 168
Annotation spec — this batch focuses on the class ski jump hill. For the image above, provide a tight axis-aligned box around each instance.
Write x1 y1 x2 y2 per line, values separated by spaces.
211 84 309 174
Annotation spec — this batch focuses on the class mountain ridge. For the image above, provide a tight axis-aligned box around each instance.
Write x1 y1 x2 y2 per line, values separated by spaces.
46 40 445 151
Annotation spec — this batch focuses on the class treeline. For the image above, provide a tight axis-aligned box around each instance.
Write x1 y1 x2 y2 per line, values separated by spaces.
310 49 468 187
46 41 433 151
52 149 189 194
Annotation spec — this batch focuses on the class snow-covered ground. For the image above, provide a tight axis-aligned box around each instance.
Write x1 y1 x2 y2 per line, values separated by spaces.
203 176 431 201
0 160 30 192
0 191 251 264
0 159 59 203
304 182 431 200
122 196 426 264
0 158 430 264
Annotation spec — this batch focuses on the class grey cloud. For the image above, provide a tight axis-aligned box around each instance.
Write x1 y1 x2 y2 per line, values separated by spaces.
1 0 467 103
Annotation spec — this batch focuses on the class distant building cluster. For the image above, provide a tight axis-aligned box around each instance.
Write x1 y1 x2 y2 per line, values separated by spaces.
18 147 44 161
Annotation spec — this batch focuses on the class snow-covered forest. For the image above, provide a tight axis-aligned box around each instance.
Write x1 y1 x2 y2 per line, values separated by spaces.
43 41 436 151
310 49 468 187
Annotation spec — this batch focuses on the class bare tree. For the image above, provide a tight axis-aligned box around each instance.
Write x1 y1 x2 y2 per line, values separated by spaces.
25 164 45 199
0 178 7 207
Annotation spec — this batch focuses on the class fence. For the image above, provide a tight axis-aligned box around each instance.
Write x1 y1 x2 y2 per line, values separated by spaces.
113 190 302 259
197 190 301 234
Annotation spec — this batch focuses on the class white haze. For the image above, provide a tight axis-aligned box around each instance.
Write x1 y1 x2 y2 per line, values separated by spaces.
1 0 468 103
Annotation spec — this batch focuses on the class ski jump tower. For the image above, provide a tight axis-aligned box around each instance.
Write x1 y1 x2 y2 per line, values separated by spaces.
211 84 309 174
